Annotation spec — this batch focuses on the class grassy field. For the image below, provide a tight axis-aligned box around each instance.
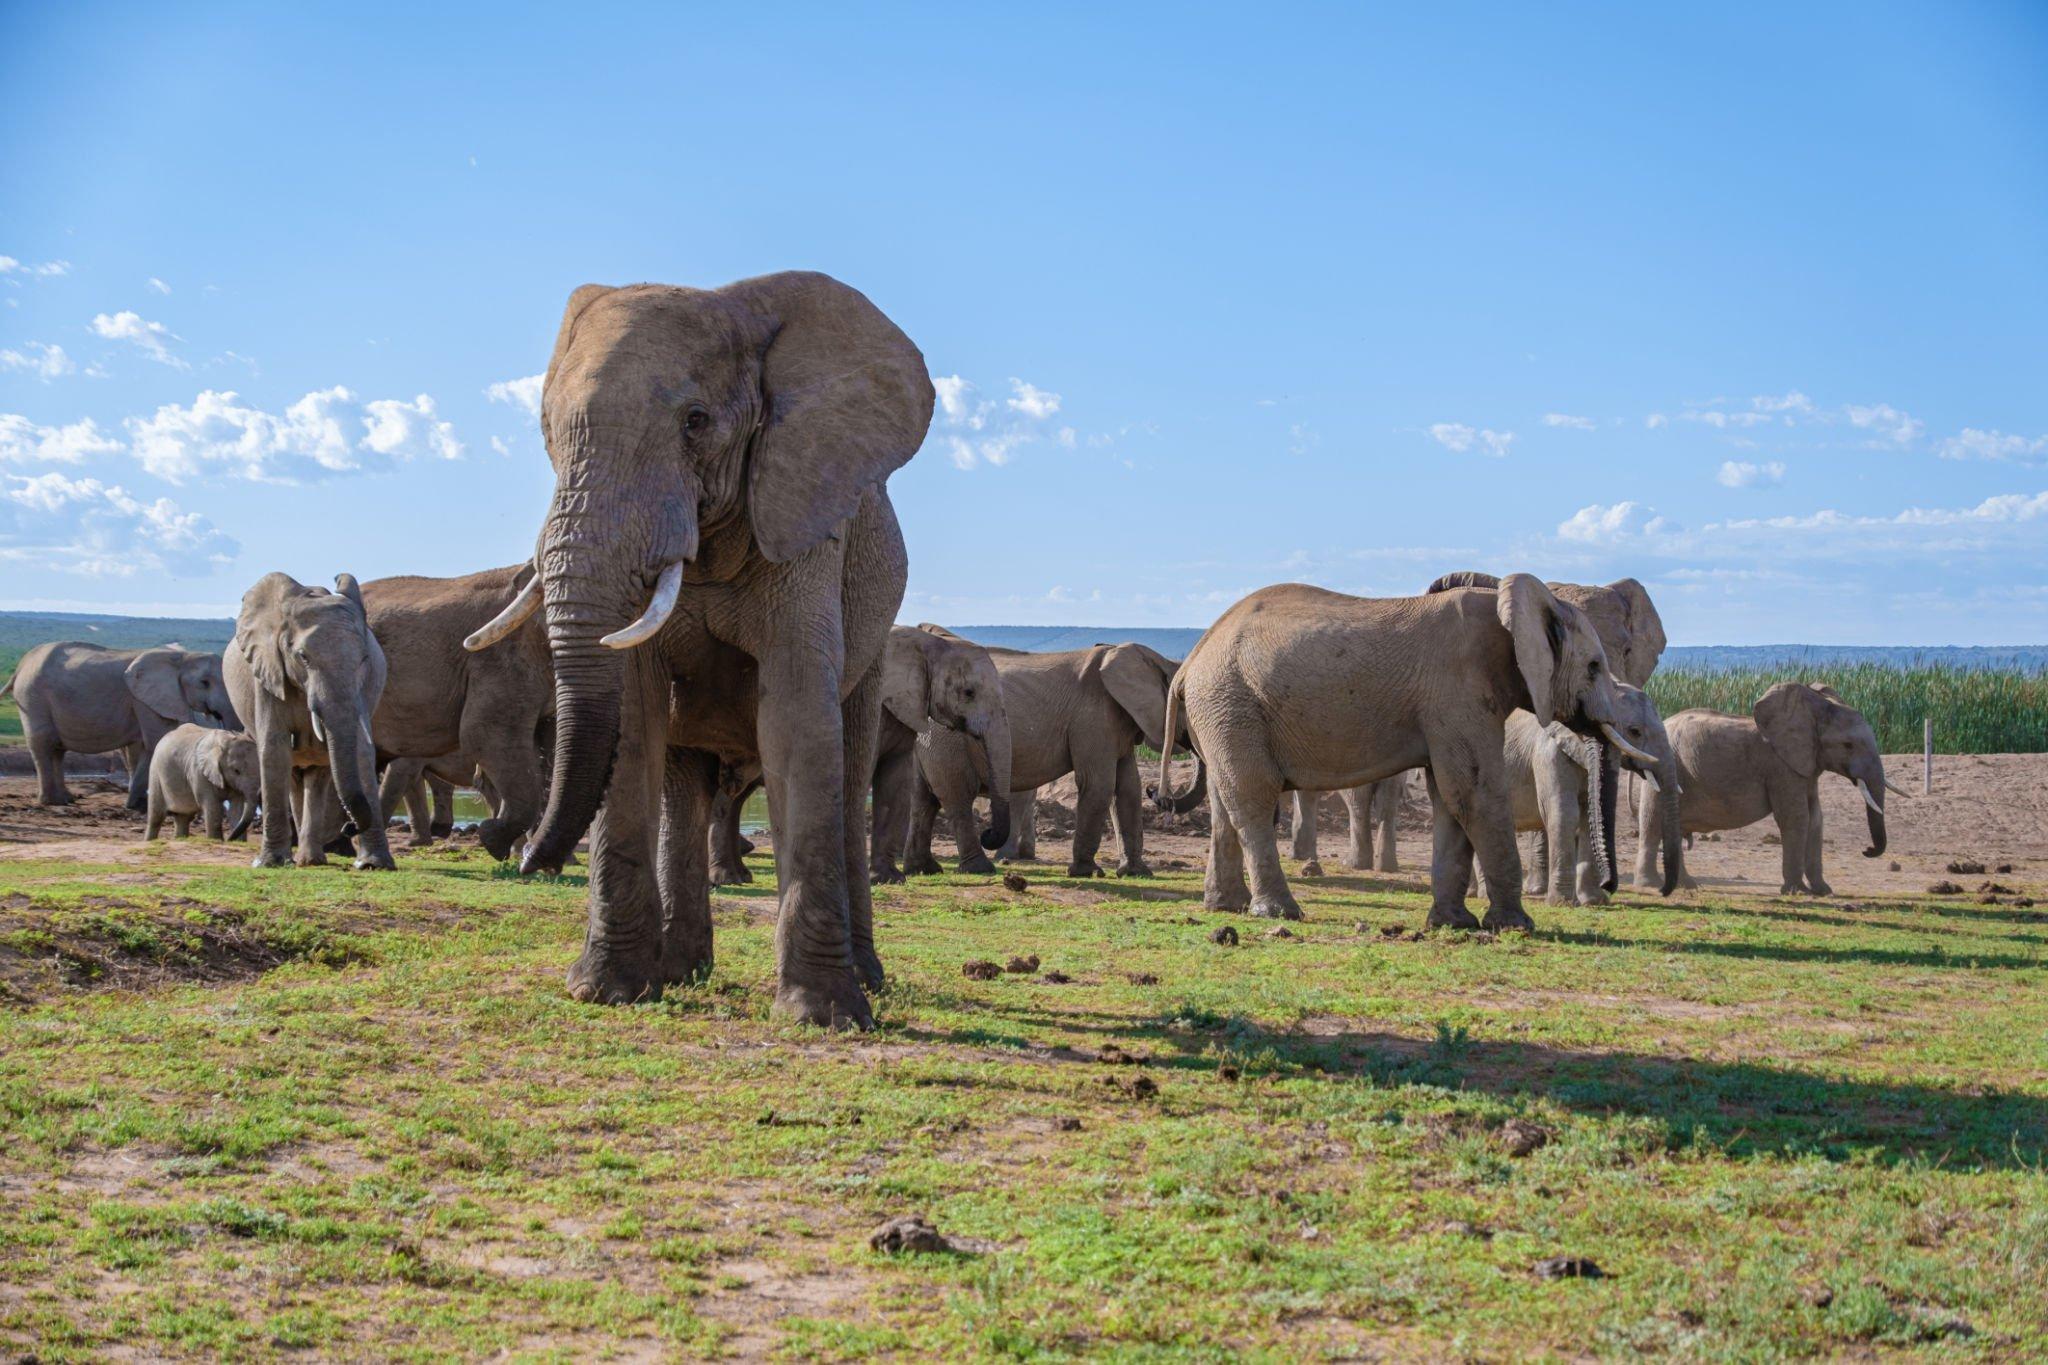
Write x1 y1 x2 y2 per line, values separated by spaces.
2 849 2045 1359
1649 663 2048 755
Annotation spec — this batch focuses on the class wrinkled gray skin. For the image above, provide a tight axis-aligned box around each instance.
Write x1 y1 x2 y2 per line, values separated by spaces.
468 272 931 1030
871 626 1012 880
145 724 260 841
363 565 555 860
5 642 238 809
1158 576 1636 929
1640 682 1893 896
707 764 762 886
224 572 395 871
912 642 1186 879
1283 781 1401 871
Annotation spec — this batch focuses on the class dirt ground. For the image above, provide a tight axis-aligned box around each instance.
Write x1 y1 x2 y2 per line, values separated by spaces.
6 751 2042 898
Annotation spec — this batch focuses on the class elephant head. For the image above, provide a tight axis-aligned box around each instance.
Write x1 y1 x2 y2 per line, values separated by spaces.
1606 683 1683 895
1493 574 1642 747
126 649 239 730
203 730 262 842
889 625 1013 851
468 274 934 872
235 572 390 851
1754 682 1897 857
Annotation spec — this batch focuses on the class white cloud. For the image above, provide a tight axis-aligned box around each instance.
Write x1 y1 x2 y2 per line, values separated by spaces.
90 310 187 369
1645 413 1668 429
0 472 236 577
485 373 544 420
125 387 465 484
1843 402 1923 445
0 414 122 464
1753 391 1813 414
1682 407 1772 429
146 277 172 296
1006 378 1061 419
1289 422 1319 454
1429 422 1515 457
1541 413 1596 431
1557 501 1675 544
0 342 75 381
0 256 71 279
1937 427 2047 465
1714 492 2048 534
1716 459 1786 489
932 375 981 427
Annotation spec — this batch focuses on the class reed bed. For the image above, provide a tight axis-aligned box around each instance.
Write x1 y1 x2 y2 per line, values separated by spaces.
1647 662 2048 754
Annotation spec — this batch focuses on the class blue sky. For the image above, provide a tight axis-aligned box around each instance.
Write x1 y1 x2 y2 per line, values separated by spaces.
3 3 2045 643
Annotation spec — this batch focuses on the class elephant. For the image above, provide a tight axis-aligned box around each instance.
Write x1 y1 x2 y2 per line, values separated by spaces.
361 564 555 860
223 571 396 870
1156 575 1667 929
145 724 260 842
872 625 1012 880
707 770 762 886
1637 682 1905 896
460 271 932 1028
909 641 1186 879
4 642 238 809
1282 780 1403 872
380 753 483 846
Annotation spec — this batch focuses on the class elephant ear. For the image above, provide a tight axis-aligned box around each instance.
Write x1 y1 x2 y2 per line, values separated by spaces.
724 271 935 564
124 650 190 723
234 572 299 701
1496 574 1569 722
917 622 972 644
1099 645 1170 750
334 573 365 612
880 629 934 734
1754 682 1822 778
198 733 228 790
1608 577 1668 682
1427 570 1501 594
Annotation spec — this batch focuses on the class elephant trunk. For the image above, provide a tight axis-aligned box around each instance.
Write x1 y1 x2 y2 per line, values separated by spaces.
1580 740 1612 889
1598 746 1620 893
1852 757 1888 858
1657 754 1683 896
317 699 382 843
976 711 1014 852
525 630 625 875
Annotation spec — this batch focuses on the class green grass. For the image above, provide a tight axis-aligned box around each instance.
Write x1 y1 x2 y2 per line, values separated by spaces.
1649 663 2048 754
1 646 22 746
2 847 2044 1359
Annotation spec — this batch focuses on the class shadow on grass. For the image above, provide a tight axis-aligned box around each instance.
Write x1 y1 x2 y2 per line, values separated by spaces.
895 990 2048 1170
1538 926 2048 972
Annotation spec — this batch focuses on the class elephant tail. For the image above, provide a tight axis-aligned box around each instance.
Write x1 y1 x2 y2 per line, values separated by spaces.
1149 670 1206 814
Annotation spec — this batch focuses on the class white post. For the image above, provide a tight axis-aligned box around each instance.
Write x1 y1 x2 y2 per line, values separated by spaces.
1924 716 1933 795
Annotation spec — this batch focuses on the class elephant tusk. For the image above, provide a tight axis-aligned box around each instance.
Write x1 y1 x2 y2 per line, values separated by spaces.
1601 723 1657 767
1856 778 1884 816
311 712 327 744
1640 768 1661 795
463 571 542 652
601 562 685 650
1883 777 1911 799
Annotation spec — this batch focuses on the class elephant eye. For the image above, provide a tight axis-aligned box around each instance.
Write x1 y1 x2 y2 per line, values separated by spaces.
683 406 710 434
963 688 976 700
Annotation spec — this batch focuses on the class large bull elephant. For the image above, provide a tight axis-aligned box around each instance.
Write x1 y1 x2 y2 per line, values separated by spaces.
461 271 931 1029
224 572 395 870
1641 682 1905 896
5 642 238 808
362 564 554 860
870 625 1011 880
910 641 1187 879
1157 576 1666 928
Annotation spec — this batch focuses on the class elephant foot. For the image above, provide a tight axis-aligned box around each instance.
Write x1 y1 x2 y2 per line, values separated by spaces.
430 824 455 841
293 849 328 867
477 818 521 862
1299 860 1324 878
1677 872 1699 891
1205 890 1251 913
353 851 397 872
903 853 945 877
772 973 874 1031
1427 902 1482 930
125 795 147 814
1807 880 1833 897
567 941 665 1006
1066 860 1105 879
870 864 905 886
1249 894 1303 921
1481 904 1536 932
405 835 438 850
709 862 753 887
957 853 997 876
251 847 294 869
39 790 77 807
853 946 886 993
1576 888 1611 907
735 835 756 857
660 943 714 988
1117 860 1154 879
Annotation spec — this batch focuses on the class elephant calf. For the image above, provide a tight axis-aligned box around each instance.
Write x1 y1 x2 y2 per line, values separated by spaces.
1639 682 1905 896
146 724 260 841
879 625 1012 880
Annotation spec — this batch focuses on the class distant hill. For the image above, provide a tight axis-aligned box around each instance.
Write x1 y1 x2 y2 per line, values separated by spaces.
0 610 236 657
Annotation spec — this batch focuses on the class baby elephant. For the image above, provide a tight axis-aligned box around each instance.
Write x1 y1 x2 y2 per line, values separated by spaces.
146 724 261 842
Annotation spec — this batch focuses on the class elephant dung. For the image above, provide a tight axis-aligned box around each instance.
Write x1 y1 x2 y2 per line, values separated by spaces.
1496 1118 1552 1157
961 959 1002 980
1533 1256 1607 1281
868 1216 955 1255
1208 926 1239 946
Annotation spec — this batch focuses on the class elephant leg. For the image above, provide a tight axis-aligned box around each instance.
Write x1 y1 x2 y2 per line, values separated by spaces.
867 749 910 884
143 783 165 840
1220 774 1300 920
1289 788 1317 862
755 641 871 1030
295 770 333 866
1376 780 1402 871
1424 768 1483 929
1001 789 1038 862
27 721 72 805
125 739 152 813
407 773 435 845
429 775 458 839
202 787 225 841
567 651 671 1005
1803 791 1830 895
708 788 755 886
948 796 995 875
656 745 718 986
1772 794 1811 896
902 765 945 876
1633 774 1661 888
1113 751 1151 877
467 710 545 863
1067 763 1114 879
170 811 191 838
1205 802 1252 912
1338 785 1373 869
838 662 887 990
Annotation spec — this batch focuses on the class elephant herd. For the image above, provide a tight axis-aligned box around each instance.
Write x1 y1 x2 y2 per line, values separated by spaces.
1 270 1911 1029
